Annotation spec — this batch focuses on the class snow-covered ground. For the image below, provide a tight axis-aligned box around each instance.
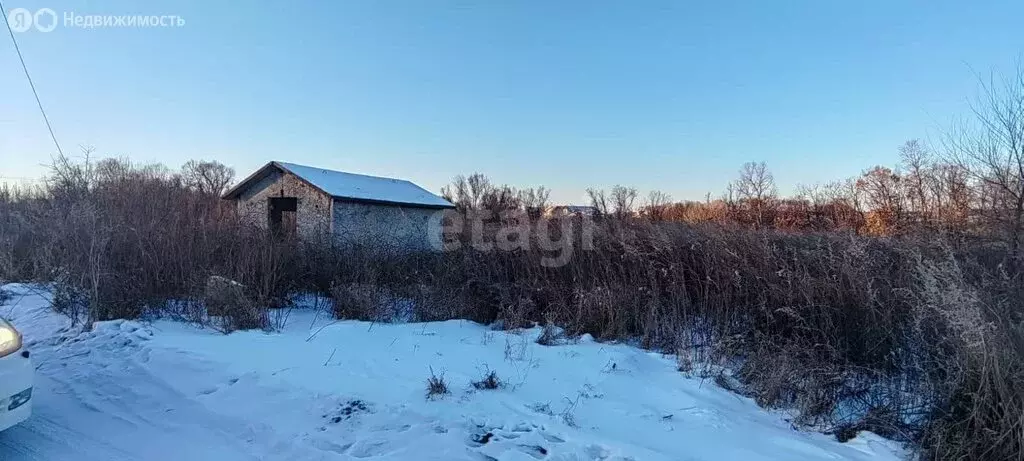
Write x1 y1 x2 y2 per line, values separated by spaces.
0 284 904 460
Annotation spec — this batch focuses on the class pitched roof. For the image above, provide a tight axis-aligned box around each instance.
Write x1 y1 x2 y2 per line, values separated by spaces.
222 161 454 209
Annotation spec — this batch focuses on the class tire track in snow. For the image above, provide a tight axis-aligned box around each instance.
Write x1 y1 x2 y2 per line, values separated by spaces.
2 321 283 461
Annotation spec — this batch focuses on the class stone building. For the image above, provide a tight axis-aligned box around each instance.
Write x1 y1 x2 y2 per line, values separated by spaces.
222 161 454 251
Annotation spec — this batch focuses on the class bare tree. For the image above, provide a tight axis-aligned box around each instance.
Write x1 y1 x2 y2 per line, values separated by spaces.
465 174 492 209
643 190 672 221
439 179 460 208
518 186 551 219
899 139 932 227
733 161 778 228
442 173 490 211
47 145 97 200
441 173 522 217
946 64 1024 259
827 179 865 232
181 160 235 197
610 185 638 219
586 188 610 217
480 185 521 215
857 166 905 235
931 163 973 234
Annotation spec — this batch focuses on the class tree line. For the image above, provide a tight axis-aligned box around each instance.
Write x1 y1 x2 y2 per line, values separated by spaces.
439 65 1024 268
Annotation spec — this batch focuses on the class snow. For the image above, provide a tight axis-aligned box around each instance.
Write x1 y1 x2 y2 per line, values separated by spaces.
0 284 904 460
275 162 454 208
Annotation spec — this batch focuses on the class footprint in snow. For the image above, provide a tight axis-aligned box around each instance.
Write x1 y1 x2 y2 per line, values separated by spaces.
347 439 391 458
586 444 612 460
196 377 241 396
309 438 353 455
540 432 565 443
370 422 411 432
466 430 494 447
466 421 566 460
323 399 373 424
516 444 549 459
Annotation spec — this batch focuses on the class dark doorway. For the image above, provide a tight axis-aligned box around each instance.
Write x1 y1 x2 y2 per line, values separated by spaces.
268 197 298 238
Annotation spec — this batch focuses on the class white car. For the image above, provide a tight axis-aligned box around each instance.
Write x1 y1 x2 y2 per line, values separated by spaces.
0 318 32 432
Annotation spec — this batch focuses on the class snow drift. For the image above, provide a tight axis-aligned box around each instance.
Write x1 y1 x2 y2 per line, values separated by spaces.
0 284 902 460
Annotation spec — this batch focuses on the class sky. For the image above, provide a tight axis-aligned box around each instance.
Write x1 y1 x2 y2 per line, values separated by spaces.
1 1 1021 204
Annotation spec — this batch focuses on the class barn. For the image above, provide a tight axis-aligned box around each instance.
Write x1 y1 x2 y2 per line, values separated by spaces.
222 161 454 251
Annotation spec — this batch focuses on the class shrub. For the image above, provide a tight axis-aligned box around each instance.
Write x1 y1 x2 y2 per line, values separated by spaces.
51 274 89 326
330 282 388 321
203 276 269 333
676 349 694 375
536 322 562 346
426 368 450 399
204 275 248 317
471 370 503 390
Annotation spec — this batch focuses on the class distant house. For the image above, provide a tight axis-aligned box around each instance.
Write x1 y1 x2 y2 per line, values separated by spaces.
547 205 599 217
222 161 454 251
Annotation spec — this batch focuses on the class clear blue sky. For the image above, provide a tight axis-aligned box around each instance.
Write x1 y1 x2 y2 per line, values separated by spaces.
1 0 1021 203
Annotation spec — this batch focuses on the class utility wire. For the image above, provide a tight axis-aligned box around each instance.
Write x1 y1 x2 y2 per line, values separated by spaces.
1 1 64 158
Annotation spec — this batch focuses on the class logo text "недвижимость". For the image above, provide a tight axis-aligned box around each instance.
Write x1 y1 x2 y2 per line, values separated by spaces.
6 8 185 33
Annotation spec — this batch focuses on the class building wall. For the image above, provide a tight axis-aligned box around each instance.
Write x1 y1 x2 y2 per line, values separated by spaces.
331 200 445 251
235 169 333 239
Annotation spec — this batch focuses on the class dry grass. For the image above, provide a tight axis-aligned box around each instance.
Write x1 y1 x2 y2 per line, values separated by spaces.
471 369 503 390
426 368 450 399
1 157 1022 459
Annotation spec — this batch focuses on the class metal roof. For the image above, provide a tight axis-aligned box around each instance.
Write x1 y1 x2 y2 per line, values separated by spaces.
222 161 454 209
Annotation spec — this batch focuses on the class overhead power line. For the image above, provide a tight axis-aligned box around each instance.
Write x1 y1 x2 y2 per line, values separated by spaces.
1 1 65 158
